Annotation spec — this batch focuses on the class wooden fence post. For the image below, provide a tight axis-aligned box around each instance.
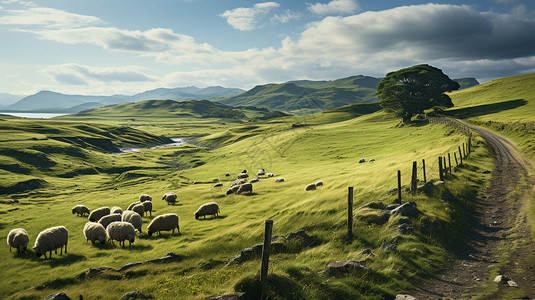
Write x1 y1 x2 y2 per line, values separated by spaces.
448 153 452 173
458 146 463 165
438 156 443 181
454 152 458 167
397 170 402 204
468 137 472 154
443 157 447 175
260 220 273 300
411 161 417 193
347 187 353 239
463 143 466 157
422 159 427 183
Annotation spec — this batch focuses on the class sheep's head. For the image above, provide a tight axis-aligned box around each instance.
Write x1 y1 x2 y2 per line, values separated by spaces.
194 212 200 220
71 209 75 214
128 235 135 244
99 237 106 244
33 246 43 258
147 229 154 236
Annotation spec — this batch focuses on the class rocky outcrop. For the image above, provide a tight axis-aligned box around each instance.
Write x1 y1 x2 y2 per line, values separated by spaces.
325 260 367 277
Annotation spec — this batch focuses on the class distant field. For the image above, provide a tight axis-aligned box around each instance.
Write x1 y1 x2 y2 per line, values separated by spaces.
0 106 494 299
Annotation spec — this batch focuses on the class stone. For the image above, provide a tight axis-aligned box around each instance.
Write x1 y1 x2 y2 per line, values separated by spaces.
398 223 414 235
395 295 418 300
507 280 518 287
386 204 400 210
42 293 72 300
356 209 391 225
397 217 412 225
325 260 367 277
494 275 511 283
117 262 142 272
390 202 419 218
417 181 435 193
358 158 366 163
361 248 372 255
381 241 397 251
86 267 116 278
118 290 150 300
285 230 314 244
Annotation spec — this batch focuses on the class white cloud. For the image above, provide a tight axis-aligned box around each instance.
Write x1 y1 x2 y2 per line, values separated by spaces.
41 64 155 85
307 0 360 15
221 2 280 31
0 7 101 28
272 10 302 24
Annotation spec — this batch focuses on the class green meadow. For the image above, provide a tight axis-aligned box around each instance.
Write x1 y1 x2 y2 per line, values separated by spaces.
1 72 533 299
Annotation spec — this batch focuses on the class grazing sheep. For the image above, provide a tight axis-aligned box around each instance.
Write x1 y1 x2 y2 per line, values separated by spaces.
122 210 143 233
83 222 106 244
88 207 111 222
305 183 317 191
139 194 152 202
71 205 90 217
126 201 141 211
241 169 247 173
225 173 230 177
231 179 247 187
111 206 123 215
358 158 366 163
315 181 323 187
275 177 284 182
212 182 223 188
98 213 122 229
266 173 274 177
33 226 68 259
162 192 177 205
132 203 145 217
237 173 249 179
236 183 253 194
142 201 153 216
7 228 29 254
194 202 220 220
248 177 259 184
106 222 136 246
257 168 265 176
369 158 376 162
147 213 180 236
226 185 240 195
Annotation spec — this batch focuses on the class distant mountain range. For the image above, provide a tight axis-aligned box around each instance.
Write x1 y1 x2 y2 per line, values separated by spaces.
214 76 478 114
1 76 478 113
4 86 245 112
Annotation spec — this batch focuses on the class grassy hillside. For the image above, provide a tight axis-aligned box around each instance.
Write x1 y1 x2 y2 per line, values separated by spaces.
447 72 535 159
216 75 381 114
0 106 496 299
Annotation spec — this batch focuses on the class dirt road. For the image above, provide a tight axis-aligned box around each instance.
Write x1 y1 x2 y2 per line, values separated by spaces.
412 123 535 299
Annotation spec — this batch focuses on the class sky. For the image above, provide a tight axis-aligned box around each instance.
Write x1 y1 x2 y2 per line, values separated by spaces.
1 0 535 96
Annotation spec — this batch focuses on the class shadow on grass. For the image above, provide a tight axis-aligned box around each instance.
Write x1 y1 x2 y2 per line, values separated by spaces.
195 215 227 221
444 99 527 119
139 232 181 240
43 253 87 267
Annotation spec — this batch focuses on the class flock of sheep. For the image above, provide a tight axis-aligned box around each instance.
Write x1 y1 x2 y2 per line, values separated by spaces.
6 193 220 259
7 168 320 259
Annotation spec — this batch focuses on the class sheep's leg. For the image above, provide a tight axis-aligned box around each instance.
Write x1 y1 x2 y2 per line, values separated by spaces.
60 246 63 255
65 242 67 253
9 246 11 253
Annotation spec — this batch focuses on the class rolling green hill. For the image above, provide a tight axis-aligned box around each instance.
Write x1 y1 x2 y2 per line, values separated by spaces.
215 75 381 114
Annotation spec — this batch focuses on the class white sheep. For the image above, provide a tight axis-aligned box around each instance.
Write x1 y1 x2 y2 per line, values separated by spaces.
237 173 249 179
275 177 284 182
98 213 122 229
106 221 136 246
194 202 220 220
231 179 247 187
83 222 106 244
162 192 177 205
257 168 265 176
122 210 143 233
266 173 274 177
126 201 141 210
147 213 180 236
71 205 90 217
212 182 223 188
7 228 29 254
226 185 240 195
236 183 253 194
142 201 152 216
111 206 123 215
139 194 152 202
33 226 68 259
88 207 110 222
130 203 144 217
304 183 316 191
315 181 323 187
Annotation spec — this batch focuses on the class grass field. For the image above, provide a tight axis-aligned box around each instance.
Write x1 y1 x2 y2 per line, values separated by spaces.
0 103 496 299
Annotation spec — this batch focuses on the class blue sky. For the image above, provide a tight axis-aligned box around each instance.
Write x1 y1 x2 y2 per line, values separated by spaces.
1 0 534 96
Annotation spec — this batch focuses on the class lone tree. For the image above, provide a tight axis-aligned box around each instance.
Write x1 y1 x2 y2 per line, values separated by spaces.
377 64 459 123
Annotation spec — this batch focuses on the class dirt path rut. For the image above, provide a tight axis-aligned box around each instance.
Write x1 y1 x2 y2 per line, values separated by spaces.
412 123 535 299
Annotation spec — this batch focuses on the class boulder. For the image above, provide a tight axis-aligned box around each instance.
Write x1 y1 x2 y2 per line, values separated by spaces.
325 260 367 277
42 293 72 300
390 202 419 218
356 208 390 225
417 181 435 193
118 290 150 300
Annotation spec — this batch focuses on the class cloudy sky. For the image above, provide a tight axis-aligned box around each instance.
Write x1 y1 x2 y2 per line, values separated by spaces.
1 0 535 96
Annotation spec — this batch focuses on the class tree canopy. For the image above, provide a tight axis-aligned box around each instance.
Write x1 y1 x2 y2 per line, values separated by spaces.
377 64 460 123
